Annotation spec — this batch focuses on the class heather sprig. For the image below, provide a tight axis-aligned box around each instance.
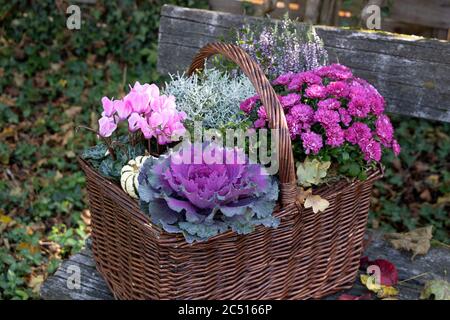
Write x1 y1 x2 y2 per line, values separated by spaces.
236 15 328 79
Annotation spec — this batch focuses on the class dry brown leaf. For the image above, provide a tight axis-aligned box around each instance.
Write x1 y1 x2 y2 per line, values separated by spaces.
0 94 16 106
304 195 330 213
437 194 450 205
0 127 16 140
385 226 433 260
29 275 44 294
81 209 91 226
419 189 432 202
295 187 312 206
426 175 440 187
64 106 82 118
0 213 13 225
17 242 40 254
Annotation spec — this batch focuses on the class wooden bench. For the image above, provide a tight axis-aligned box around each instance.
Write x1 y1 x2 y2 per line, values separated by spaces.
40 231 450 300
158 5 450 122
41 5 450 299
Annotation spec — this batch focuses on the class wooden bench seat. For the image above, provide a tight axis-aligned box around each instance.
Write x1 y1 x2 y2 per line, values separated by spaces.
40 231 450 300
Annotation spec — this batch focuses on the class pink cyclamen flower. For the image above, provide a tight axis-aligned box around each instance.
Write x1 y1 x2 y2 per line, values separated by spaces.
131 81 160 101
98 116 117 138
128 112 143 132
101 97 115 117
305 84 327 99
114 99 132 120
138 117 153 139
146 95 187 144
124 90 151 114
151 94 176 113
301 131 323 154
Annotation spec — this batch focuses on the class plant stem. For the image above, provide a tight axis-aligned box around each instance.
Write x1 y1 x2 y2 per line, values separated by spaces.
398 272 430 284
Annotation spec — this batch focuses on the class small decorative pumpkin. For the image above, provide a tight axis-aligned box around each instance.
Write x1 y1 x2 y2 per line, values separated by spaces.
120 155 149 199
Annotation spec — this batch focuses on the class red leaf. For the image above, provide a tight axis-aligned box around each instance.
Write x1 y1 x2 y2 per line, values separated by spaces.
360 256 398 286
338 293 372 300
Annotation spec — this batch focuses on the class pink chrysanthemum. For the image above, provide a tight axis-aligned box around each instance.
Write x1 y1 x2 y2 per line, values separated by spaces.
240 95 260 114
375 115 394 146
279 93 301 108
345 122 372 144
305 84 327 99
301 131 323 154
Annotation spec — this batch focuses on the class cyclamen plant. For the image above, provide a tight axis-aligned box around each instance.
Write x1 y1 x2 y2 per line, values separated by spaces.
98 81 187 145
240 64 401 180
82 82 187 181
138 142 279 243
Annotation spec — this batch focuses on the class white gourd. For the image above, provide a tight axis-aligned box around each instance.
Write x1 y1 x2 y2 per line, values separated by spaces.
120 155 149 199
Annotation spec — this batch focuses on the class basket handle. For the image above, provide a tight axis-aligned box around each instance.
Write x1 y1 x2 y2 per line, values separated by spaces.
187 43 297 192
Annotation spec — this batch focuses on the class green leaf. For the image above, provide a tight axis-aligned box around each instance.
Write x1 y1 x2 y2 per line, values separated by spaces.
420 279 450 300
347 163 361 177
81 143 108 161
296 158 331 187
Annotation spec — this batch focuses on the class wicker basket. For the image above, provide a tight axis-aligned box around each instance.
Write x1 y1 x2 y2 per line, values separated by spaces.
79 43 382 300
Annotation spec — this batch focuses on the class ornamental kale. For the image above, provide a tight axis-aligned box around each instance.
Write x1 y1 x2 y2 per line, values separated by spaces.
138 142 279 243
240 63 401 181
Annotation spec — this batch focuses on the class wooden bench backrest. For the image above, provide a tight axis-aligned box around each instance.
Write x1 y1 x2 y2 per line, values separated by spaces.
157 5 450 123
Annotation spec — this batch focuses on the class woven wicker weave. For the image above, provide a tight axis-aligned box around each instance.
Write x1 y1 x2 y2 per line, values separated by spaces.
79 43 382 300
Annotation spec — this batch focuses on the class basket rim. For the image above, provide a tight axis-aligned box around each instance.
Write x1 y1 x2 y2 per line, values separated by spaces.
78 156 382 249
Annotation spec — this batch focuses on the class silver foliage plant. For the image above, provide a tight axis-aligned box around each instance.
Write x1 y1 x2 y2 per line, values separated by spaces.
163 68 255 130
236 15 329 79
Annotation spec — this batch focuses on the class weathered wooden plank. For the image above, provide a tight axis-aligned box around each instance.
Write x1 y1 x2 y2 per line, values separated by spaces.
41 231 449 300
391 0 450 30
157 5 450 123
40 247 114 300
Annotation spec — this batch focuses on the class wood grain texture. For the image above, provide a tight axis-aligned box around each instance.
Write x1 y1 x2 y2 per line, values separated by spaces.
40 232 450 300
40 239 113 300
157 5 450 122
391 0 450 30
